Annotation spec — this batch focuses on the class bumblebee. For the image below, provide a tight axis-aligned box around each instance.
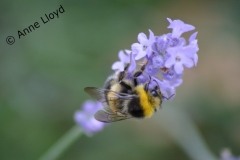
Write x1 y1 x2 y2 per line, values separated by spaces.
84 60 165 123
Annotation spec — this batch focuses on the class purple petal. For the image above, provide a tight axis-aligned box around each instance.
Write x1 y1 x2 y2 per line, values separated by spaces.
131 43 142 54
188 42 199 54
146 30 155 57
137 74 148 84
118 50 129 63
151 77 176 101
74 100 105 135
220 149 240 160
182 56 194 68
174 62 184 74
152 55 164 68
169 79 183 87
124 50 132 54
82 100 96 113
153 34 170 53
135 50 147 60
167 18 172 23
145 64 158 75
168 19 195 38
194 53 198 66
138 33 147 44
128 56 136 73
189 32 198 42
112 61 124 71
167 46 178 55
182 46 197 58
74 111 85 122
165 56 175 68
86 118 104 133
147 50 154 58
162 80 176 100
148 29 155 42
161 68 182 81
178 37 186 46
82 101 102 114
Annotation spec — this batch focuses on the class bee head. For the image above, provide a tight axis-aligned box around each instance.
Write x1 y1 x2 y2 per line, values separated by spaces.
144 76 162 99
142 76 163 111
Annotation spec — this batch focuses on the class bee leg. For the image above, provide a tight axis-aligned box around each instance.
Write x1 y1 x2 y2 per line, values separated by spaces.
144 77 151 91
133 61 148 86
118 63 133 92
118 52 133 82
118 63 130 82
163 94 175 100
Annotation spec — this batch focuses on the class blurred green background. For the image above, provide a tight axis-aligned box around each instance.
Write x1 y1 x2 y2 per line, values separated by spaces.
1 0 240 160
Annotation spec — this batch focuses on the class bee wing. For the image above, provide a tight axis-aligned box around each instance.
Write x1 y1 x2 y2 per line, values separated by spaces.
84 87 138 106
84 87 107 104
94 106 133 123
84 87 136 123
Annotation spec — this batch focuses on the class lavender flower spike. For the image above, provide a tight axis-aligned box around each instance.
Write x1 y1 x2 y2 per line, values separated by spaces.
221 149 240 160
74 100 105 135
110 18 199 101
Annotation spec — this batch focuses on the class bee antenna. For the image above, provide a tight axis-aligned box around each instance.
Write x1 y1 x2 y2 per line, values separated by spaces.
163 94 175 100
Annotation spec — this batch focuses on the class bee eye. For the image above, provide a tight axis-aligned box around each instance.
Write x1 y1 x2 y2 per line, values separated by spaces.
151 90 158 97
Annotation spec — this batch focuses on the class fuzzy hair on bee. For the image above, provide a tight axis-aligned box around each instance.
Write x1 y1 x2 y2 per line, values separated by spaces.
84 57 167 123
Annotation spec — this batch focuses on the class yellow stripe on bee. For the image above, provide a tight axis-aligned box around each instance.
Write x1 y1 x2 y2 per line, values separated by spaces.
135 86 154 118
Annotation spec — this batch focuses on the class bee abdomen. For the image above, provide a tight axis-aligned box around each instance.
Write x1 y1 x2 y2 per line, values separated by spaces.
128 98 144 118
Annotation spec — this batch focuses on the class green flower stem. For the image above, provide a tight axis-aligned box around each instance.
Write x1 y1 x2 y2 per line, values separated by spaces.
153 105 218 160
39 125 83 160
